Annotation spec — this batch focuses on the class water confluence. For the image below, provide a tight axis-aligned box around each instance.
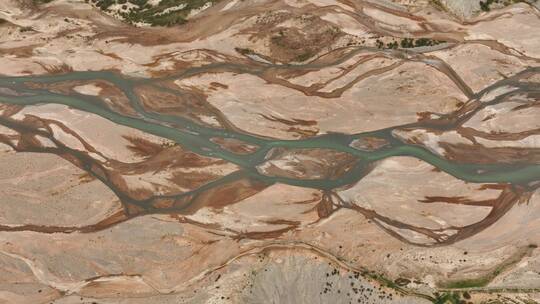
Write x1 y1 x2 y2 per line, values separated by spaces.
0 70 538 191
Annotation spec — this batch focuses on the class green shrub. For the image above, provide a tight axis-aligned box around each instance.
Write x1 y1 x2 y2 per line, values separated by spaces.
90 0 220 27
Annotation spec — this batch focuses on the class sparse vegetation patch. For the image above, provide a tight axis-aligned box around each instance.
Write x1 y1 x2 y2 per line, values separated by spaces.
479 0 538 12
85 0 219 26
375 37 446 49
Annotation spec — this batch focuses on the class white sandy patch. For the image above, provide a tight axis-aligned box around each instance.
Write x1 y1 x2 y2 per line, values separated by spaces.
35 135 57 149
187 2 212 19
122 170 181 195
221 0 239 11
392 129 473 157
157 4 187 15
480 85 519 103
73 84 102 96
197 115 221 127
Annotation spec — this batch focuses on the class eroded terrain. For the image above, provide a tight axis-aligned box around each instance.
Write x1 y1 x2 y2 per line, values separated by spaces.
0 0 540 303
